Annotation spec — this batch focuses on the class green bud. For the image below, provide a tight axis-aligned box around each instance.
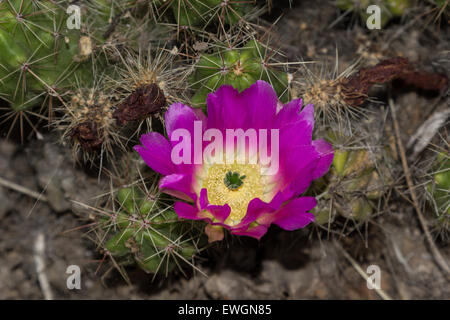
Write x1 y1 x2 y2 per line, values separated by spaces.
313 209 334 225
333 150 349 176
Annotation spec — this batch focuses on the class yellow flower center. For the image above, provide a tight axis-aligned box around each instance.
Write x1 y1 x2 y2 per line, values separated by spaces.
201 162 272 226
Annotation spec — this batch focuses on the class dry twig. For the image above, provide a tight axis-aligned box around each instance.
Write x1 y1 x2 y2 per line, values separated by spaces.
34 232 54 300
0 176 48 202
388 98 450 274
335 241 392 300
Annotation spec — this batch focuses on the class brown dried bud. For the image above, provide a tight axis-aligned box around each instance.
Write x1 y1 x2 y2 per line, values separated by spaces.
113 83 166 126
397 71 448 92
340 57 412 106
70 122 104 151
340 57 448 107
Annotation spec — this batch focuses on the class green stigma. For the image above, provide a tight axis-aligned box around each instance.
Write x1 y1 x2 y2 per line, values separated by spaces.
224 171 246 190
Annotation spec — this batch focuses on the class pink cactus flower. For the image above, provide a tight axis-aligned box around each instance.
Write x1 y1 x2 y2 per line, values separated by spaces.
135 80 334 242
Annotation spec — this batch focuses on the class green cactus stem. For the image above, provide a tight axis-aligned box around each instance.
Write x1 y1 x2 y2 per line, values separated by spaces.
312 130 394 224
102 187 203 274
162 0 254 29
0 1 93 111
189 39 289 109
426 152 450 230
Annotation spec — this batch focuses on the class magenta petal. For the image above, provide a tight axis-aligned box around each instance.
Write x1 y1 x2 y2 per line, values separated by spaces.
173 202 203 220
207 204 231 223
206 80 277 130
159 174 197 202
231 224 269 240
275 98 302 127
199 188 230 222
285 156 318 196
298 104 314 127
199 188 209 210
238 193 284 228
207 85 244 130
238 198 271 226
241 80 278 129
276 145 317 195
279 117 314 150
134 132 176 175
312 139 334 179
165 102 206 139
192 107 207 122
271 197 316 231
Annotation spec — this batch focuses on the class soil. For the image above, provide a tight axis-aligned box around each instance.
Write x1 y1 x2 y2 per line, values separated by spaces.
0 0 449 300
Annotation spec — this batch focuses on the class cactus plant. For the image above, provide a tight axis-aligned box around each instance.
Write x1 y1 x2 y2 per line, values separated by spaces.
189 38 290 109
312 129 394 230
57 85 124 163
293 57 446 128
57 45 191 164
0 1 83 108
107 47 190 127
83 0 148 50
157 0 256 30
292 60 362 127
0 0 99 140
0 0 151 139
100 186 205 275
426 151 450 237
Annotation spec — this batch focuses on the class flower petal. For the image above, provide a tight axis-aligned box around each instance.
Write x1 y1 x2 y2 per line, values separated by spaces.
275 98 302 127
199 188 231 222
231 224 268 240
276 144 317 195
165 102 206 139
159 174 197 202
271 197 317 230
134 132 176 175
173 201 203 220
208 204 231 223
206 80 278 130
298 104 314 127
312 139 334 179
238 193 284 228
241 80 278 129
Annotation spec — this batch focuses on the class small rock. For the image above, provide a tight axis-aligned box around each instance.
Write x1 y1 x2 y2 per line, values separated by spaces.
204 270 254 299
